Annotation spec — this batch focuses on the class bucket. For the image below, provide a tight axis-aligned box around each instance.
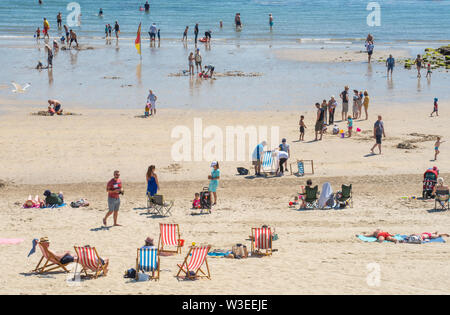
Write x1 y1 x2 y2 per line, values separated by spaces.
178 239 185 247
341 133 345 138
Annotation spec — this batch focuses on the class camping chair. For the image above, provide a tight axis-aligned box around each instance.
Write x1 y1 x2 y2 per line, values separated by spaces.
176 245 211 280
147 194 174 216
251 227 273 256
337 184 353 208
261 151 277 176
73 246 108 279
33 241 70 274
158 223 182 254
435 190 450 211
136 247 160 281
304 185 319 209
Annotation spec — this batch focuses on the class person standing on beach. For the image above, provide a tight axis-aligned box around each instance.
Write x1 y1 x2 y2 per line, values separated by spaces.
188 52 195 75
147 89 157 115
43 18 50 39
69 29 78 48
370 115 385 154
434 137 445 161
63 24 69 43
363 91 369 120
114 21 120 39
208 161 220 205
328 95 337 125
194 24 199 45
415 54 422 78
149 23 157 42
386 54 395 77
108 24 112 38
252 141 267 176
340 86 349 121
365 41 374 63
315 102 324 141
146 165 159 198
269 14 274 29
46 44 53 68
103 170 123 227
194 48 202 73
352 90 359 119
299 115 306 141
57 12 62 29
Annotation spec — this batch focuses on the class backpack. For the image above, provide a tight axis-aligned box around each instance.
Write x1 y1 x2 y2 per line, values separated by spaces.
237 167 249 175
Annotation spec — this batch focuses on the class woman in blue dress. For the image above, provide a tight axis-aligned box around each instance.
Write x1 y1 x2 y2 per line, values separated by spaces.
208 161 220 205
146 165 159 197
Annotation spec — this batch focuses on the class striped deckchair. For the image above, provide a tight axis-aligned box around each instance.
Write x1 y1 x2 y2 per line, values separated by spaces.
33 241 70 274
251 227 273 256
74 246 108 279
158 223 182 254
176 245 211 280
261 151 277 175
136 247 160 281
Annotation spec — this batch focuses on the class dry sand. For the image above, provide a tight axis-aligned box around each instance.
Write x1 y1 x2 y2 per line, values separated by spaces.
0 99 450 295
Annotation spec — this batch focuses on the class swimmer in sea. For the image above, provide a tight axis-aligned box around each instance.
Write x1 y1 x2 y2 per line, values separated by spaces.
269 14 274 29
99 8 103 16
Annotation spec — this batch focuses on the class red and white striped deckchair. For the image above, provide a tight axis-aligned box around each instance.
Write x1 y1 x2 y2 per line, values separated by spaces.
74 246 108 279
176 245 211 280
251 227 273 256
33 241 70 274
158 223 182 254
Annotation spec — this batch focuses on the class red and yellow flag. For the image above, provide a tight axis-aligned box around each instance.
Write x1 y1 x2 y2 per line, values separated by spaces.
135 23 141 55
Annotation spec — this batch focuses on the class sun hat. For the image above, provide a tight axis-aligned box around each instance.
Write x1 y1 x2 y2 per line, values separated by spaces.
40 237 49 243
211 161 218 167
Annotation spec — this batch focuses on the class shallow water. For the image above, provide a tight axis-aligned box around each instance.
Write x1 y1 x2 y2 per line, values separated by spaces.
0 38 449 111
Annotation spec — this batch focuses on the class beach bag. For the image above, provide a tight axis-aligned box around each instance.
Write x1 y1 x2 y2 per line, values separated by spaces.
124 268 136 279
405 235 422 244
237 167 249 175
200 187 211 209
232 244 247 258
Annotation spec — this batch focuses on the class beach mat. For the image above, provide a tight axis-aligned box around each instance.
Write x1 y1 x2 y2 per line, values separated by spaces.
0 238 24 245
358 235 446 244
42 203 67 209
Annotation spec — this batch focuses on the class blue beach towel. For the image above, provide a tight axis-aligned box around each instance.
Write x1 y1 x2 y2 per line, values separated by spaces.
208 250 232 257
357 234 404 243
42 203 67 209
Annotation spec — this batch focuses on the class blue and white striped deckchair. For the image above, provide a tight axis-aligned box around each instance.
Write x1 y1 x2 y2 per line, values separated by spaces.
135 247 160 281
261 151 277 175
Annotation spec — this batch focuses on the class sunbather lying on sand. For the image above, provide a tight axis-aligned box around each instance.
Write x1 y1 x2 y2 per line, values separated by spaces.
358 229 398 243
400 232 449 243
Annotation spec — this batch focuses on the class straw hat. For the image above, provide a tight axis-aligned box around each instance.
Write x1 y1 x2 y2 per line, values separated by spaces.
40 237 49 243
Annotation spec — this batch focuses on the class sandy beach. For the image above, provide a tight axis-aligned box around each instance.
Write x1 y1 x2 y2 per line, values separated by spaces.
1 99 450 295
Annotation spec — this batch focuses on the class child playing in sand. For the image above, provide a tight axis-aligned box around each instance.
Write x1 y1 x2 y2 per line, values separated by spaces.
430 98 438 117
434 137 445 161
144 103 150 117
347 116 353 137
299 115 306 141
192 193 201 209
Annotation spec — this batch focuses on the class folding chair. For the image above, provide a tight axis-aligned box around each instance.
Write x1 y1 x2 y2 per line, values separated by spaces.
290 159 314 176
74 246 108 279
158 223 182 254
176 245 211 280
435 190 450 211
337 184 353 208
136 247 160 281
304 185 319 209
33 241 70 274
261 151 278 176
147 194 174 216
251 227 273 256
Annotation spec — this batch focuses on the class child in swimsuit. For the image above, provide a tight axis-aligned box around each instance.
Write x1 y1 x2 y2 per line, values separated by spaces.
430 98 438 117
192 193 201 209
299 115 306 141
434 137 445 161
347 116 353 137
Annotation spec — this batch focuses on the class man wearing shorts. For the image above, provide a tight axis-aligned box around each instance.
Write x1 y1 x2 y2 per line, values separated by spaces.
103 170 123 226
252 141 266 176
147 90 157 115
69 30 78 48
386 54 395 77
314 102 324 141
340 86 349 121
371 115 385 154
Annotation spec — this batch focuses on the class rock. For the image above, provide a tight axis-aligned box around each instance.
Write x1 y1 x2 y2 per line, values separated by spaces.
437 45 450 56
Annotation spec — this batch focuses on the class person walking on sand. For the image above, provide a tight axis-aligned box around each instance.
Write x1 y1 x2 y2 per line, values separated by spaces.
370 115 385 154
43 18 50 39
363 90 369 120
315 102 324 141
103 170 123 227
434 137 445 161
208 161 220 205
415 54 422 78
147 89 157 115
146 165 159 198
340 86 349 121
386 54 395 77
252 141 267 176
430 97 438 117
